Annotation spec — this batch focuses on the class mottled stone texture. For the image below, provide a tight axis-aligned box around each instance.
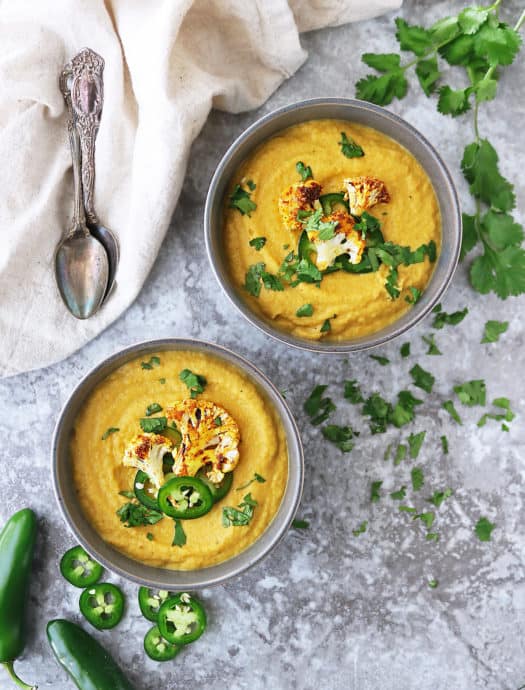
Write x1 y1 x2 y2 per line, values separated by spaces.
1 1 524 688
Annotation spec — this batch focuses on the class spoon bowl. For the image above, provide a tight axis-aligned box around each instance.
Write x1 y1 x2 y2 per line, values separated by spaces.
87 221 119 298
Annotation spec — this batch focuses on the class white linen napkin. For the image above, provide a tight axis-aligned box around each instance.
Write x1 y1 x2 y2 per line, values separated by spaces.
0 0 401 378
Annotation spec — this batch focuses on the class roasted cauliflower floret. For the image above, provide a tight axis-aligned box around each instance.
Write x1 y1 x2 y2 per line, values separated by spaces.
122 433 173 490
343 176 390 216
278 180 322 233
309 211 366 270
166 399 240 484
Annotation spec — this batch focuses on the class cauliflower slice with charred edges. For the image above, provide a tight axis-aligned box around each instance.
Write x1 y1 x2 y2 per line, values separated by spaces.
278 179 322 233
310 211 366 270
343 176 390 216
122 433 173 490
166 399 240 484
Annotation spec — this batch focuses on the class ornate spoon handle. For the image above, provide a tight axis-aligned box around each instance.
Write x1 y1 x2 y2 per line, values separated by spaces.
65 48 105 225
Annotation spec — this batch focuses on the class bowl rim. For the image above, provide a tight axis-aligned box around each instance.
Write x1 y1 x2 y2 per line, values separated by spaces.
204 96 462 353
51 338 304 589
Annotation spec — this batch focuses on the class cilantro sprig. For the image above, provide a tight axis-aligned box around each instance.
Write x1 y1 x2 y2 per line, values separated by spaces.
355 6 525 299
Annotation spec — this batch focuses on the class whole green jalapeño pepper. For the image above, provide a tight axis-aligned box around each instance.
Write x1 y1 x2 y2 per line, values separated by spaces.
157 593 207 645
158 477 213 519
0 508 37 690
47 619 135 690
79 583 125 630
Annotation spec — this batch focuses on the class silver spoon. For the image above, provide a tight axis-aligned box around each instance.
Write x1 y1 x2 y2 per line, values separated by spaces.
55 121 109 319
61 48 119 300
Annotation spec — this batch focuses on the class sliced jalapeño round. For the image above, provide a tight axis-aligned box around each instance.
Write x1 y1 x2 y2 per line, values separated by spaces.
158 477 213 520
134 470 160 511
144 625 181 662
138 586 172 622
60 545 104 588
157 593 207 645
196 468 233 503
79 583 125 630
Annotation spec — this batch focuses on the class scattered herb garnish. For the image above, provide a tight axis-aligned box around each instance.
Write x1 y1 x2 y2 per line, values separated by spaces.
229 182 257 216
141 356 160 370
405 286 422 304
118 490 135 499
426 533 440 542
394 444 407 466
146 532 154 541
477 397 515 427
432 305 469 329
352 520 368 536
244 262 284 297
442 400 462 424
422 334 442 355
411 467 424 491
481 320 509 343
296 161 313 181
236 473 266 492
296 303 314 317
410 364 435 393
370 480 383 502
428 579 439 589
427 488 452 508
159 378 166 384
344 380 364 404
339 131 365 158
222 493 258 527
354 7 525 299
179 368 207 399
322 425 357 453
140 417 167 433
370 354 390 365
249 237 266 251
214 416 222 426
475 516 495 542
145 403 163 417
116 500 164 528
320 317 332 333
172 520 186 547
292 519 309 529
101 427 119 440
440 435 449 454
408 431 426 459
304 384 336 425
390 486 407 501
400 342 411 358
414 511 435 529
454 379 486 406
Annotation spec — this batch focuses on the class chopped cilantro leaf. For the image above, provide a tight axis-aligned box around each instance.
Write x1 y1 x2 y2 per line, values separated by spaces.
428 579 439 589
422 334 442 355
408 431 426 459
296 303 314 317
118 490 135 499
344 380 364 404
249 237 266 251
363 392 391 434
414 511 435 529
427 488 453 508
411 467 424 491
426 532 440 542
454 380 486 406
405 286 422 304
394 444 407 466
116 501 163 528
244 262 284 297
145 402 163 417
477 397 515 427
141 356 161 370
475 516 495 542
223 493 258 527
172 520 186 547
214 416 222 426
432 306 468 329
322 425 357 453
441 435 449 454
179 368 207 399
229 183 257 216
236 473 266 492
101 427 119 440
296 161 313 181
339 131 364 158
384 443 392 462
442 400 462 424
320 318 332 333
370 355 390 366
352 520 368 536
370 480 382 502
159 378 166 384
292 519 309 529
481 320 508 343
140 417 167 433
146 532 154 541
385 266 400 299
400 342 411 358
390 486 406 500
399 505 417 514
304 385 336 426
410 364 435 393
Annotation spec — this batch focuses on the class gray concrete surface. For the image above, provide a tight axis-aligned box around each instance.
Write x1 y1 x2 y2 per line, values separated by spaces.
1 1 524 688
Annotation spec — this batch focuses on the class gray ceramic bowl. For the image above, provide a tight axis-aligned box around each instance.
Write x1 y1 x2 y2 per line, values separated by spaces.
205 97 462 353
51 339 304 589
